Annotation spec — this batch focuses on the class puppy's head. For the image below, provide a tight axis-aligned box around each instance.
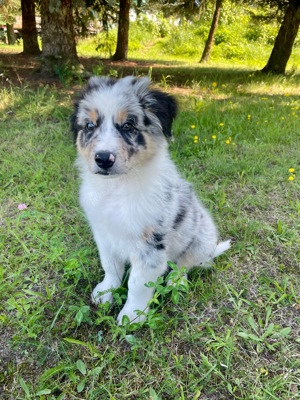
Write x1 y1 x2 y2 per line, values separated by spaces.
71 76 177 176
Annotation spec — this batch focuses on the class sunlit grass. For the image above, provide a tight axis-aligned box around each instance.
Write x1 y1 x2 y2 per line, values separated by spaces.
1 70 300 399
75 17 300 74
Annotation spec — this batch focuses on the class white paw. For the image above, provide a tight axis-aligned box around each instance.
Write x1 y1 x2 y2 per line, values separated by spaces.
91 283 113 305
117 303 148 325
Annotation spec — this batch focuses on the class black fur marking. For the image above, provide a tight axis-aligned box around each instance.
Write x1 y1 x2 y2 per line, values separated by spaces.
153 233 164 243
115 115 146 148
143 114 152 126
70 112 79 142
96 115 103 127
127 114 138 125
149 90 178 137
80 129 94 147
173 206 187 229
128 146 137 158
136 132 146 147
106 78 117 86
83 127 95 142
152 233 165 251
115 123 132 145
87 77 117 91
173 190 193 229
70 94 86 142
78 115 103 146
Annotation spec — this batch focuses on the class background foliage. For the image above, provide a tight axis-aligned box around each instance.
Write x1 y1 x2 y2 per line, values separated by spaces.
74 2 299 70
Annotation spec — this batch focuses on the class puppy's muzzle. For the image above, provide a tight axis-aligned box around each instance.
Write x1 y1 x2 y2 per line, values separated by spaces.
95 152 116 171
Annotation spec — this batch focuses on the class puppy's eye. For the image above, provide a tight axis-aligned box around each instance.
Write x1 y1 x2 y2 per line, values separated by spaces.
122 122 134 132
86 122 95 130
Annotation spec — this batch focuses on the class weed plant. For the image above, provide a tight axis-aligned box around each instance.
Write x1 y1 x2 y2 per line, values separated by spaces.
1 38 300 400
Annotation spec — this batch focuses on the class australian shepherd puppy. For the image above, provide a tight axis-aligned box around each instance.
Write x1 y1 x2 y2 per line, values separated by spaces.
71 76 230 324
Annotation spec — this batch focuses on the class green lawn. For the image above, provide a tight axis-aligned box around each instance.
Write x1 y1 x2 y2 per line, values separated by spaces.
0 55 299 399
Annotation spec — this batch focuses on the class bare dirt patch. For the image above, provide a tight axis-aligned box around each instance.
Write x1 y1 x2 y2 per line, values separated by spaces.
0 49 186 88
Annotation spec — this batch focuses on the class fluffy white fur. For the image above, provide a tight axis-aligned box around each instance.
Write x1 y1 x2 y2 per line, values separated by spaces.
72 76 230 324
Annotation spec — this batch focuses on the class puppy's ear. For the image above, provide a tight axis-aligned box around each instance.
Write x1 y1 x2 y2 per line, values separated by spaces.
125 77 177 137
149 90 178 138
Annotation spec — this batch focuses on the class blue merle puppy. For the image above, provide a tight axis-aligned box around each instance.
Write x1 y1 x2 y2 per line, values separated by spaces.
71 76 230 324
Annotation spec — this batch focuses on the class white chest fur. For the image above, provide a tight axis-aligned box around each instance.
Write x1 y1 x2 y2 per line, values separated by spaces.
78 153 177 246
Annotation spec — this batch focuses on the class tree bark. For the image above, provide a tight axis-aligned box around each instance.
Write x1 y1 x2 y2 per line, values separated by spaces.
135 0 142 18
21 0 41 55
40 0 79 73
6 23 16 45
112 0 130 61
261 0 300 74
200 0 223 63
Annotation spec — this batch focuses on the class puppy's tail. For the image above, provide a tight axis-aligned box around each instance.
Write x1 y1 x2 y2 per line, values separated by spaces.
213 239 231 258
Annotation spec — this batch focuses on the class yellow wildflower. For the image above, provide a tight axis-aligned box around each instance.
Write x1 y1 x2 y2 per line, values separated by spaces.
219 122 224 127
225 139 231 145
212 135 217 140
289 168 295 173
212 82 217 88
247 114 251 120
194 135 199 143
288 176 295 181
259 368 269 376
190 124 196 129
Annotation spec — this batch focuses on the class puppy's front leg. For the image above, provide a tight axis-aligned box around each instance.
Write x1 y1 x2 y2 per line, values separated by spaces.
117 251 167 324
91 240 125 305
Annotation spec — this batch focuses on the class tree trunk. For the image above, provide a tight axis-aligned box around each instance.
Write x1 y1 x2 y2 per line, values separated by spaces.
112 0 130 61
40 0 79 73
21 0 41 55
135 0 142 18
262 0 300 74
6 23 16 45
199 0 223 63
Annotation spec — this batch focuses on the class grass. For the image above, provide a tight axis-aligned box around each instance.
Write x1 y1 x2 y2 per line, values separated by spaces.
1 45 300 399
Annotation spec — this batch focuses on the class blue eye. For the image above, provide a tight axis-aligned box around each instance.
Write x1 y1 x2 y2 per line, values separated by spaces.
86 122 95 130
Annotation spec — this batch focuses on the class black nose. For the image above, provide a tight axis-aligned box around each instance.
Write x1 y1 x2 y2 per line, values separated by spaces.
94 152 116 170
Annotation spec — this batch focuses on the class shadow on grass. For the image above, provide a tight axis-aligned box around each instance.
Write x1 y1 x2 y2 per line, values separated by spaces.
86 56 300 88
1 50 300 93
